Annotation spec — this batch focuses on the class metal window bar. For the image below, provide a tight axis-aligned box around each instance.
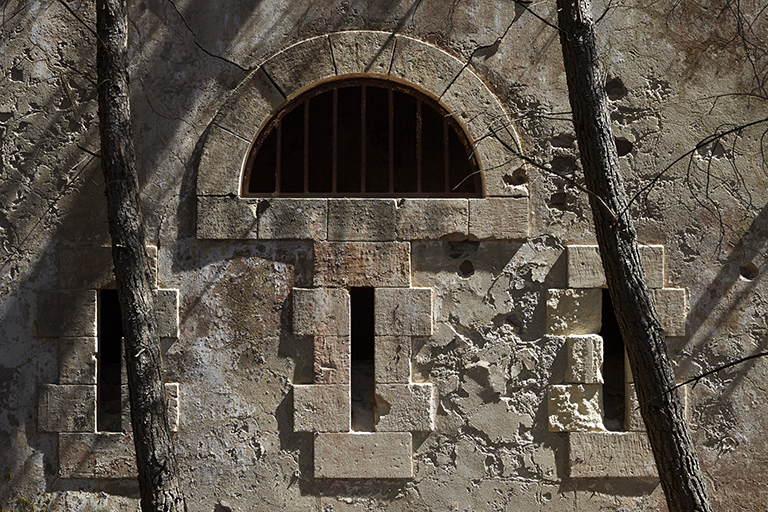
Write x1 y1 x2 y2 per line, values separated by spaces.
332 88 338 194
416 99 422 194
304 100 310 194
275 122 282 194
444 116 450 194
388 88 394 194
360 85 367 194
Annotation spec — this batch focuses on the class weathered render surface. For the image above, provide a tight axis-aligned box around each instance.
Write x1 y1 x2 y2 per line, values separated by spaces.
1 1 767 511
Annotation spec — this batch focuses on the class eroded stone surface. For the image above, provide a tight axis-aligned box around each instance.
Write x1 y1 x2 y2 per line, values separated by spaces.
154 289 179 338
196 196 259 239
314 432 413 478
547 384 605 432
38 384 96 433
59 433 136 479
213 67 286 140
292 288 350 336
314 242 411 288
293 384 350 432
328 198 396 241
258 198 327 240
567 244 665 289
329 31 395 76
375 383 435 431
396 199 468 240
197 125 250 196
58 337 97 385
262 35 335 97
468 197 529 240
374 336 411 384
652 288 687 337
569 432 657 478
375 287 433 336
546 289 602 336
390 35 464 97
565 335 603 384
37 290 97 338
314 336 351 384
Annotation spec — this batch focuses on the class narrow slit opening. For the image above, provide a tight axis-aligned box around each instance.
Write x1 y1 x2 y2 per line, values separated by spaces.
98 289 123 432
600 289 626 431
350 287 375 432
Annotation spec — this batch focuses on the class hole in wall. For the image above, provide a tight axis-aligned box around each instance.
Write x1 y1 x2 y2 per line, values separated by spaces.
503 166 528 185
615 138 634 157
458 260 475 277
551 133 576 148
739 262 759 281
551 155 577 176
98 289 123 432
600 289 626 432
447 241 479 259
605 78 627 100
549 191 567 207
350 287 375 432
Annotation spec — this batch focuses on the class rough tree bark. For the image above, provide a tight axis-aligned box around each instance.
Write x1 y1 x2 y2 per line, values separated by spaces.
555 1 714 511
96 0 187 510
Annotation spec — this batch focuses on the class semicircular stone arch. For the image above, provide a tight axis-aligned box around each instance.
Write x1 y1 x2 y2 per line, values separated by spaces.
197 31 529 242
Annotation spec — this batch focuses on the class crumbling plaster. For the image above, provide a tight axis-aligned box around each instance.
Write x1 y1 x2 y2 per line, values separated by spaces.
1 0 767 511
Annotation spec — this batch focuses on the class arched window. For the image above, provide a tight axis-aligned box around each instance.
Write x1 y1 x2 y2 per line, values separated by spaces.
242 78 481 197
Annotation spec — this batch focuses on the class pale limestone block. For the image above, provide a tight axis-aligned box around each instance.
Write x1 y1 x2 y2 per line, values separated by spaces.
396 199 468 240
292 288 350 336
37 290 97 338
567 244 665 288
568 431 657 477
313 242 410 288
154 289 179 338
213 67 285 140
314 432 413 478
468 197 529 240
565 335 603 384
196 196 259 239
328 199 396 241
473 136 528 197
375 383 436 431
165 383 180 433
58 337 97 385
314 336 351 384
58 245 113 289
374 287 433 336
329 31 395 76
38 384 96 433
58 432 136 479
390 35 464 97
293 384 350 432
652 288 687 337
197 124 250 196
624 382 644 431
441 67 509 143
262 35 335 98
546 288 602 336
375 336 411 384
258 198 327 240
547 384 605 432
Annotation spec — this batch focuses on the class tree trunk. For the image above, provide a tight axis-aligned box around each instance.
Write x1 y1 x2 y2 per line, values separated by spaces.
96 0 187 510
555 1 713 511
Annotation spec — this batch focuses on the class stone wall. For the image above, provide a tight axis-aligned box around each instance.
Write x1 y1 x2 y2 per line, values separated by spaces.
1 1 767 511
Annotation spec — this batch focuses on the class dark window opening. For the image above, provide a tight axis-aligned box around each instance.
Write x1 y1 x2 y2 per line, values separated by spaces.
98 289 123 432
350 287 375 432
600 289 626 431
243 78 482 197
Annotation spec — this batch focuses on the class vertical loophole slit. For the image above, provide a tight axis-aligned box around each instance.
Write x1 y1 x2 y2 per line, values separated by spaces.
350 287 375 432
98 289 123 432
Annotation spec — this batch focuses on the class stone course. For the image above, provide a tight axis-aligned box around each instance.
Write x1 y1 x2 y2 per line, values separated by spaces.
58 338 97 385
196 196 259 239
652 288 687 337
58 433 137 479
258 198 327 240
328 199 397 241
396 199 468 240
313 242 411 288
468 197 529 240
37 290 97 338
567 244 665 289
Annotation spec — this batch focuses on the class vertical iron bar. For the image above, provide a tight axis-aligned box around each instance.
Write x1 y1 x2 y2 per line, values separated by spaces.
361 85 367 193
304 100 309 194
444 117 450 193
275 122 282 194
388 88 394 194
416 99 422 194
332 88 338 194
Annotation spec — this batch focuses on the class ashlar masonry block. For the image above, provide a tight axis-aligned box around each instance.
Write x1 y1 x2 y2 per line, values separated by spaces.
328 199 397 241
196 196 259 239
314 336 351 384
547 384 605 432
374 287 433 336
652 288 687 337
59 432 136 479
396 199 468 240
258 198 327 240
565 335 603 384
58 245 158 289
197 125 250 196
293 384 350 432
567 244 665 289
390 35 464 98
212 67 285 140
569 431 657 478
375 383 436 431
38 384 96 433
154 289 179 338
37 290 97 338
546 289 602 336
314 432 413 479
624 382 644 431
468 197 529 240
293 288 350 336
328 31 396 76
262 35 335 97
58 337 97 385
314 242 411 288
375 336 411 384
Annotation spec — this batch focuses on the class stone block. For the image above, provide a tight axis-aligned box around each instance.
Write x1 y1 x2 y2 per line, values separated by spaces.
196 196 259 239
197 124 250 196
314 336 351 384
468 197 529 240
258 198 327 240
314 242 411 288
314 432 413 478
59 432 136 479
375 287 433 336
262 35 335 97
546 288 602 336
565 335 603 384
567 244 665 289
375 383 436 431
547 384 604 432
38 384 96 433
166 382 180 433
396 199 468 240
329 31 396 76
292 288 350 336
652 288 687 337
213 67 285 140
568 432 657 478
390 35 464 97
625 382 644 431
37 290 97 337
58 337 97 385
58 245 113 289
441 67 509 143
473 136 528 197
154 289 179 338
375 336 411 384
293 384 350 432
328 199 396 241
